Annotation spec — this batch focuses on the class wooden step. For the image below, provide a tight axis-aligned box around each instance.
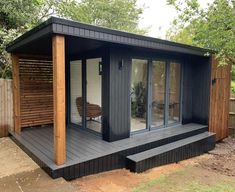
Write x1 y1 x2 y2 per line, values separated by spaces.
126 132 215 173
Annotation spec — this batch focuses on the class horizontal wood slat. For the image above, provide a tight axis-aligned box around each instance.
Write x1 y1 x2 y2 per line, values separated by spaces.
19 57 53 128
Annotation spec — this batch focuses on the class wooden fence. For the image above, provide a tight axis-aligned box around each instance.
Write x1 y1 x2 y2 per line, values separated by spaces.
0 79 13 137
229 93 235 135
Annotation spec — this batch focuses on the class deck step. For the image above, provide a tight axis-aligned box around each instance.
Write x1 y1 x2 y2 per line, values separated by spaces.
126 132 215 173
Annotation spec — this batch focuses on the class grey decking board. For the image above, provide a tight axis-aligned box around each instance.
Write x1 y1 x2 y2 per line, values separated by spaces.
24 129 75 161
68 128 110 152
68 123 206 164
67 129 106 156
11 123 207 169
32 127 85 160
20 131 55 161
27 127 92 160
11 132 79 169
112 123 206 148
22 129 81 162
65 129 98 157
69 126 119 152
127 132 214 161
32 126 100 158
45 123 207 162
10 131 56 168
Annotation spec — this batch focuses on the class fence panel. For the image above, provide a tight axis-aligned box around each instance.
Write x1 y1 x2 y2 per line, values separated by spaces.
0 79 13 137
229 93 235 135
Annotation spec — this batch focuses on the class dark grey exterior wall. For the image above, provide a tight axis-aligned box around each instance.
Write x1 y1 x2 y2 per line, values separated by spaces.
102 47 211 142
191 57 211 124
102 47 131 142
102 48 111 141
182 58 193 124
182 56 211 125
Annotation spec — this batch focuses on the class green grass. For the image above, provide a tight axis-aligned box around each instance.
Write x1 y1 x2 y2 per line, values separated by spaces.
131 167 235 192
186 182 235 192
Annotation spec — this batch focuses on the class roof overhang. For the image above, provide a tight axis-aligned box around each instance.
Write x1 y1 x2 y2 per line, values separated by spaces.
6 17 213 56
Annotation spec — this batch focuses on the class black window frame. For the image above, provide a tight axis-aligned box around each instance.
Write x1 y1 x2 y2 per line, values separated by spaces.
130 58 183 134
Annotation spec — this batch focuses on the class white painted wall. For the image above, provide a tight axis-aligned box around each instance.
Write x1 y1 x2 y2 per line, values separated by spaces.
86 58 102 106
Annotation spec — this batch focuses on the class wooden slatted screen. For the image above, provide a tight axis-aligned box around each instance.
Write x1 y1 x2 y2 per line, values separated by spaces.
209 56 231 141
19 56 53 128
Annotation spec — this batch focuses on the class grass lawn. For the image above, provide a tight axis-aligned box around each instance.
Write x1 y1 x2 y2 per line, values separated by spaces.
132 166 235 192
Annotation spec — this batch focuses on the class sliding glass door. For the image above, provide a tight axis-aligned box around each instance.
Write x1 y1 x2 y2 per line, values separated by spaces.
130 59 148 132
130 59 181 133
151 60 166 128
86 58 102 133
70 60 82 126
168 62 181 124
70 58 102 134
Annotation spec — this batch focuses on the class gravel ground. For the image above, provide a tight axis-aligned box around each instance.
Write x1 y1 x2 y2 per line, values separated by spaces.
0 137 38 178
197 136 235 176
0 137 76 192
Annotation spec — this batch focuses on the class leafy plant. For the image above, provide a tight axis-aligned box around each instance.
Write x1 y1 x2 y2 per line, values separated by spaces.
0 0 146 79
231 81 235 93
57 0 147 34
166 0 235 65
131 82 147 118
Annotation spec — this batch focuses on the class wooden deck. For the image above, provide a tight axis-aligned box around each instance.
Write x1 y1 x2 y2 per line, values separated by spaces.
10 123 209 180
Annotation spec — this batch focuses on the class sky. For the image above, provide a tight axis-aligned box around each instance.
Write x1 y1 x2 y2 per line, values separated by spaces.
137 0 213 39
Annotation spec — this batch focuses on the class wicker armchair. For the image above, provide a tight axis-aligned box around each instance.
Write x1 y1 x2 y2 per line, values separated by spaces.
76 97 102 119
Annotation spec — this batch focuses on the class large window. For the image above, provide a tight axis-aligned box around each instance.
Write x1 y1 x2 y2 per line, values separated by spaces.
131 59 148 132
151 61 166 127
70 58 102 134
168 62 181 124
130 59 181 133
86 58 102 133
70 60 82 125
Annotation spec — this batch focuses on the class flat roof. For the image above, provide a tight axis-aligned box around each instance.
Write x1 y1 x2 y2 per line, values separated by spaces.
6 17 212 56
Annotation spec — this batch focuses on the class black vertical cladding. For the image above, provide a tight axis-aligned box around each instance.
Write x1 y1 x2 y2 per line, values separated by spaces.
182 57 193 124
181 56 210 125
102 48 111 141
82 59 87 129
103 46 131 142
192 57 211 124
65 56 71 124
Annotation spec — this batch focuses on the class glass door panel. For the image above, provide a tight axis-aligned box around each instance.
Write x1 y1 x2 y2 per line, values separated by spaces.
168 62 181 124
70 60 82 126
151 61 166 128
131 59 148 132
86 58 102 133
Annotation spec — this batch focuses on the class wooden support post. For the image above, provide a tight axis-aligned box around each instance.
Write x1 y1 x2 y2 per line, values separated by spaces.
11 54 21 133
53 35 66 165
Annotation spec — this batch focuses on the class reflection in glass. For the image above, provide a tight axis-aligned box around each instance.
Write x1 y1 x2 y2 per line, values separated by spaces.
70 60 82 125
168 62 181 124
131 59 147 132
86 58 102 133
151 61 166 127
